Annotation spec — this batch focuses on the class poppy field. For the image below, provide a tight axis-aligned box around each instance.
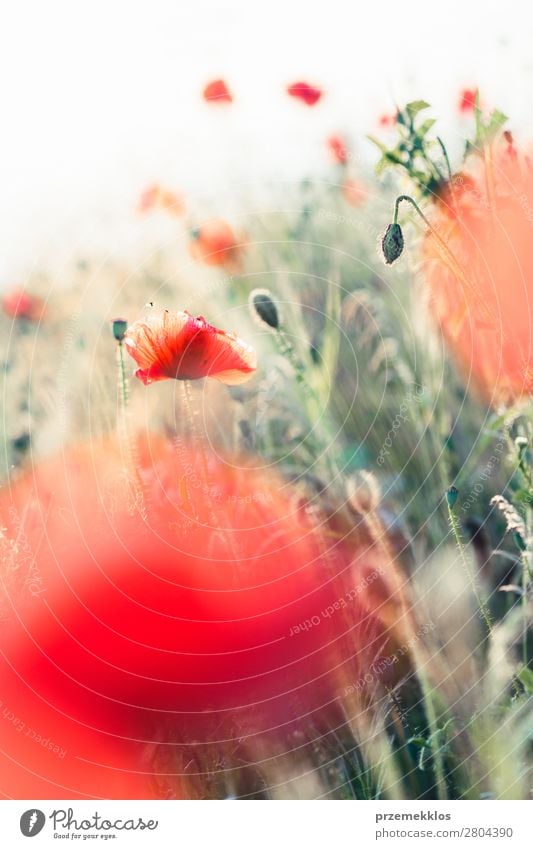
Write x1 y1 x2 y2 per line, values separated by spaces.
0 82 532 804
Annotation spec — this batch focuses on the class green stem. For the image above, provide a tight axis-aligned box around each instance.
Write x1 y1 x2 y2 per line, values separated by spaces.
118 340 129 412
522 507 532 666
115 340 148 520
275 326 340 481
394 195 441 238
420 679 448 800
447 502 493 638
436 137 453 182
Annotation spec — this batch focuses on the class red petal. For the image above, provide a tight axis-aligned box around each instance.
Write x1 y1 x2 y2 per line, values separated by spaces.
287 81 322 106
203 79 233 103
125 310 256 384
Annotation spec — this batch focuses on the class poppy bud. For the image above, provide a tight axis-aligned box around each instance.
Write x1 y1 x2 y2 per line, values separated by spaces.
250 289 280 330
446 486 459 508
112 318 128 342
381 223 404 265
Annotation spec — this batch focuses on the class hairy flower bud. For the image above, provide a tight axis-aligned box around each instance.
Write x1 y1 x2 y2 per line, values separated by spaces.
446 485 459 508
112 318 128 342
381 223 404 265
250 289 280 330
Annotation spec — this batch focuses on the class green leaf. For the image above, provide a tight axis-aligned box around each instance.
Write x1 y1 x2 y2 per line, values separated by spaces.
411 168 430 184
469 105 509 155
517 667 533 694
375 156 393 175
366 134 389 154
417 118 436 137
484 109 508 140
375 152 403 175
405 100 431 120
407 736 428 748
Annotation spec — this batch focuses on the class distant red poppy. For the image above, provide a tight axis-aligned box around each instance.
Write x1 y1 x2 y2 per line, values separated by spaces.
287 81 322 106
459 88 478 113
138 183 160 213
342 178 368 207
124 308 257 385
378 111 398 128
203 79 233 103
2 288 44 321
189 218 244 268
327 134 348 165
137 183 185 216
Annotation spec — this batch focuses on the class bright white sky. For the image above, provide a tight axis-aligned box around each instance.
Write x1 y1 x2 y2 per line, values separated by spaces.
1 0 532 281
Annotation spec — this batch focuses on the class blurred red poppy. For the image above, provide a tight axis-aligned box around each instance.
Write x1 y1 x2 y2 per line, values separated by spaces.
459 88 478 113
0 432 388 798
137 183 185 216
422 154 533 402
124 308 257 385
327 134 348 166
137 183 160 213
378 112 398 128
189 218 244 269
287 81 322 106
2 288 44 321
203 79 233 103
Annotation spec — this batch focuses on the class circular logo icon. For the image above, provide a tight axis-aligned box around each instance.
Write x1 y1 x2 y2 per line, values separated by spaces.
20 810 46 837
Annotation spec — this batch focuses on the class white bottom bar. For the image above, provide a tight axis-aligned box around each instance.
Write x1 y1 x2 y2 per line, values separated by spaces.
1 800 531 848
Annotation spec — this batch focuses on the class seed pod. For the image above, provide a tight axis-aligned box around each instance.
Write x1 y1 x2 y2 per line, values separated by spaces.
112 318 128 342
381 223 404 265
249 289 280 330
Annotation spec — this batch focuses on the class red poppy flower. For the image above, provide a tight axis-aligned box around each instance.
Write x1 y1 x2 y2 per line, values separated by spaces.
422 155 533 402
0 432 389 798
203 79 233 103
137 183 185 216
287 81 322 106
2 288 44 321
459 88 478 113
124 308 257 385
327 134 348 166
189 218 244 269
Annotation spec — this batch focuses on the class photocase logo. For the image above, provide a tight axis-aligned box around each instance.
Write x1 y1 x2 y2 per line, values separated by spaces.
20 809 46 837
